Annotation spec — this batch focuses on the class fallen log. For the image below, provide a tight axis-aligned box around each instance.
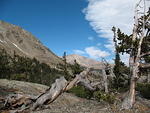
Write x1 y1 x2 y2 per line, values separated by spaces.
31 76 68 110
2 68 101 112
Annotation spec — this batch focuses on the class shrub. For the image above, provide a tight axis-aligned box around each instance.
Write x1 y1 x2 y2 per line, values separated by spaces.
68 85 93 99
93 91 115 104
136 83 150 99
11 74 27 81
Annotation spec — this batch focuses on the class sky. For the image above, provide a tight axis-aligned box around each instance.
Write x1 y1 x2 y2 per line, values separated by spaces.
1 0 147 64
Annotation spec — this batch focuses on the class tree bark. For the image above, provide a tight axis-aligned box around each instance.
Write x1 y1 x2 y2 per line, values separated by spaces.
32 76 68 110
32 69 93 110
140 63 150 68
102 69 108 93
147 69 150 83
122 0 146 109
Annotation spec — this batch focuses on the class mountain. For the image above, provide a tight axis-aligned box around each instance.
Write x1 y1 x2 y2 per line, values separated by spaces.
66 54 104 69
0 20 63 66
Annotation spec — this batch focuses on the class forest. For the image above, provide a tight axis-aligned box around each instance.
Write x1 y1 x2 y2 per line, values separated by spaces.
0 49 83 86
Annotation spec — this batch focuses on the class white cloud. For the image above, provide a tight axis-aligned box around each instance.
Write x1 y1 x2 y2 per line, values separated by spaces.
88 36 94 41
73 46 110 60
83 0 138 64
83 0 135 49
85 46 110 59
120 54 130 66
104 43 115 52
73 50 85 55
83 0 149 64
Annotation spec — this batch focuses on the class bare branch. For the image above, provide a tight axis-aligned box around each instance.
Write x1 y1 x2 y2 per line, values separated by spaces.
140 63 150 68
140 51 150 57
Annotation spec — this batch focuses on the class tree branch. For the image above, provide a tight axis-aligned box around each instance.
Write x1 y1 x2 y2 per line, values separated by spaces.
140 52 150 57
139 63 150 68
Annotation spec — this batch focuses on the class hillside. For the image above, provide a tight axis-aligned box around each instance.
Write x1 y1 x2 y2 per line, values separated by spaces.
66 54 104 69
0 20 63 66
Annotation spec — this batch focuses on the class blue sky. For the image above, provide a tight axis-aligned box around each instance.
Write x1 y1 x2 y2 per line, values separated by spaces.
0 0 139 63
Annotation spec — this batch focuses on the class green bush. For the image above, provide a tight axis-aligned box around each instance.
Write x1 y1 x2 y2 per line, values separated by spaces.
93 91 115 104
136 83 150 99
11 74 27 81
68 85 93 99
68 86 116 104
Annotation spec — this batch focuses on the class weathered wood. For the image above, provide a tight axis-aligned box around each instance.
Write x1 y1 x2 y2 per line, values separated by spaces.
65 75 80 91
122 0 147 109
140 51 150 57
66 68 93 91
3 93 35 111
140 63 150 68
102 69 108 93
101 58 110 93
79 77 96 91
31 68 97 111
32 76 68 110
2 68 102 112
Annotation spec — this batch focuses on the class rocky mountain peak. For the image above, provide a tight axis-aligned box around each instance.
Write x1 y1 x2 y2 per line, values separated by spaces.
0 20 63 66
66 54 104 69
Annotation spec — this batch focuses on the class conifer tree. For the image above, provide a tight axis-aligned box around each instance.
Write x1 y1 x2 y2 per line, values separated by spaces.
72 60 83 75
112 27 130 90
112 0 150 109
62 51 70 80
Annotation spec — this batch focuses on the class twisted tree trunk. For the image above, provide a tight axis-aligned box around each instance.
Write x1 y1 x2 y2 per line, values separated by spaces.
122 0 147 109
102 69 108 93
32 68 96 110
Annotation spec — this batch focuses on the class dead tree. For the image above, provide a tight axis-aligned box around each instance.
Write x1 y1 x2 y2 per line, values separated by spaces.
101 58 109 93
101 58 115 93
122 0 150 109
3 68 100 112
32 68 97 110
32 76 68 110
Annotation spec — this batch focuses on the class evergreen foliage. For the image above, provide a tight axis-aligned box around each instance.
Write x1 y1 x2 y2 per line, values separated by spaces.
68 85 93 99
112 11 150 64
0 49 72 86
61 52 84 80
136 83 150 99
0 49 84 86
70 60 84 75
93 91 115 104
112 27 130 90
62 51 71 80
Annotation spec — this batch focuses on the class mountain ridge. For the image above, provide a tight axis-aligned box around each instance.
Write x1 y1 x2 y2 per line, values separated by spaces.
66 54 104 69
0 20 63 66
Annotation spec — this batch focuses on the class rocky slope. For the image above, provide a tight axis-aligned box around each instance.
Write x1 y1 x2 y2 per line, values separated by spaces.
66 54 104 69
0 20 63 66
0 79 149 113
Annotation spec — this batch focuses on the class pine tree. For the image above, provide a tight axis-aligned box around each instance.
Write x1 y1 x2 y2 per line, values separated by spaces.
72 60 83 75
112 1 150 109
62 51 70 80
112 27 130 90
